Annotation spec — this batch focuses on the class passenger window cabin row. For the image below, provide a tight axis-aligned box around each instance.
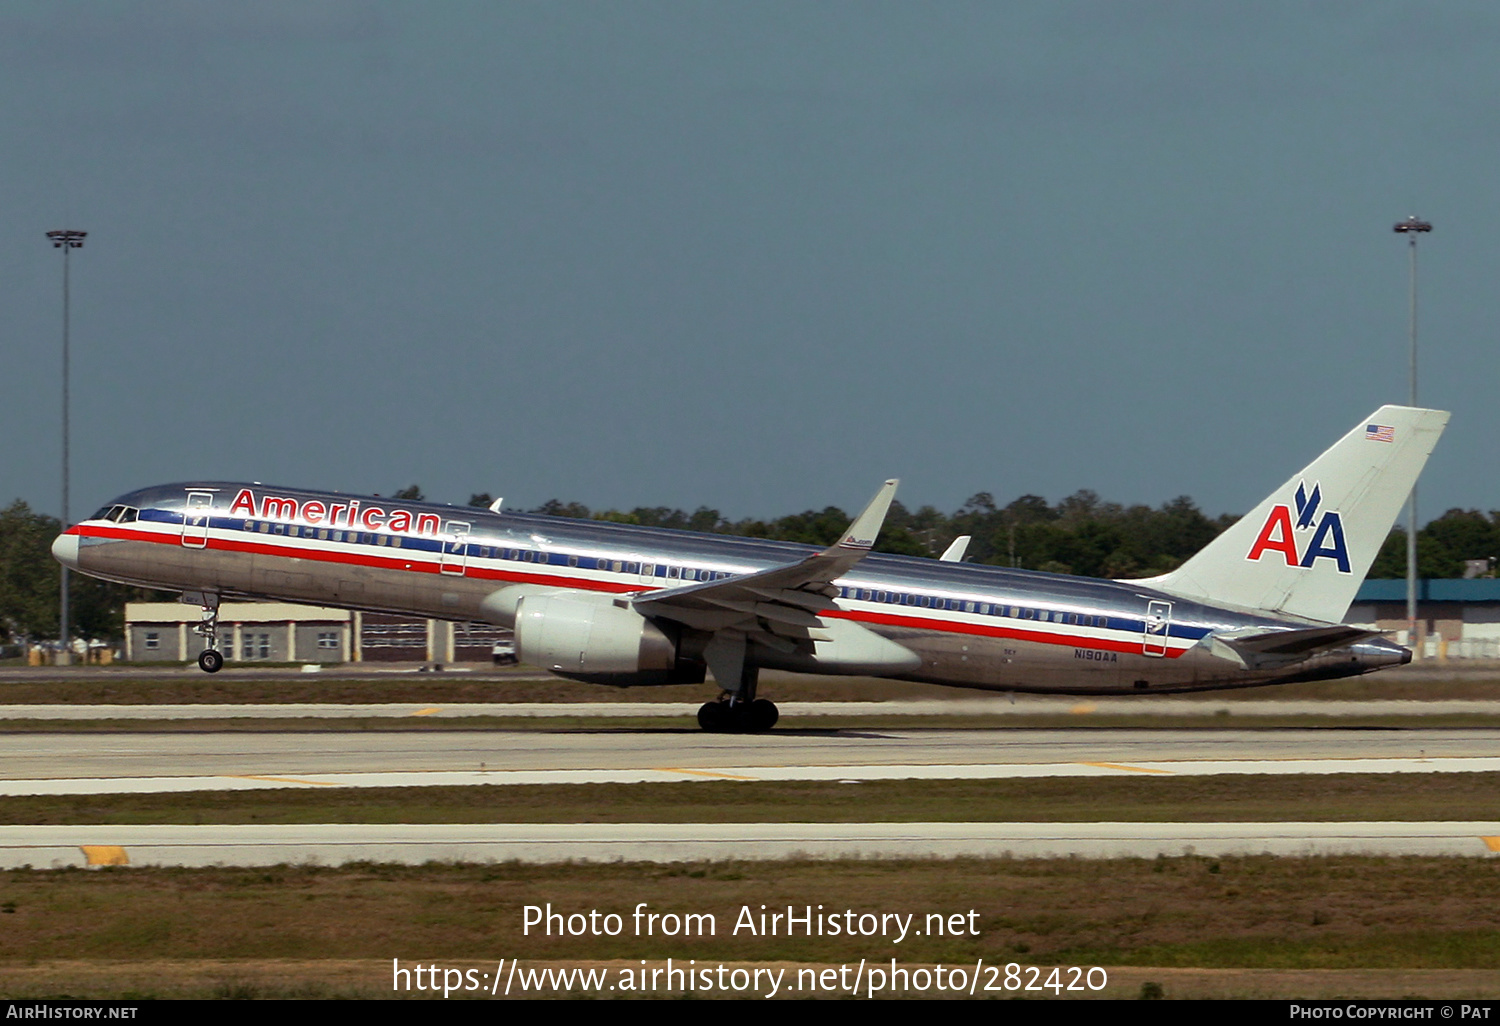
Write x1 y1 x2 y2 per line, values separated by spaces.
204 515 1113 630
834 586 1110 629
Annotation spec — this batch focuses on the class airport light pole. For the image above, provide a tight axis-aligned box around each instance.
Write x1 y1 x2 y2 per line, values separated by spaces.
46 229 86 664
1393 215 1430 653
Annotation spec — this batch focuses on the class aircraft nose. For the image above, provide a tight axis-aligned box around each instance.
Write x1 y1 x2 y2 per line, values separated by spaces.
51 532 80 570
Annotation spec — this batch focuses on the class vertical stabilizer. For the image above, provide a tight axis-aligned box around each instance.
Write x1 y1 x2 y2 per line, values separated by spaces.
1139 406 1449 623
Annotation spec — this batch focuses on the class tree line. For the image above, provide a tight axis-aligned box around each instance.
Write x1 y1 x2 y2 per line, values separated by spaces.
459 487 1500 583
443 485 1500 582
0 500 167 647
3 489 1497 645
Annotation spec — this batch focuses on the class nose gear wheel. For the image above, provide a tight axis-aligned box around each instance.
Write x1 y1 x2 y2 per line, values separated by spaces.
191 595 223 673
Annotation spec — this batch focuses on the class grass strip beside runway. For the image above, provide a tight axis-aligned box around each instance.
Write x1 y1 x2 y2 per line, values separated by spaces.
2 959 1497 1000
0 857 1497 986
5 772 1500 825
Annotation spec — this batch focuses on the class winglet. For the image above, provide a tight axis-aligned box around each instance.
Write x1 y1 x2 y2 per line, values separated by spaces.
835 479 898 552
633 479 902 628
939 535 971 562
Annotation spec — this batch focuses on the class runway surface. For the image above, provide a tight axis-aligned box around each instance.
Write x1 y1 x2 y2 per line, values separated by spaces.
6 699 1500 719
8 726 1500 865
4 821 1498 869
4 727 1500 795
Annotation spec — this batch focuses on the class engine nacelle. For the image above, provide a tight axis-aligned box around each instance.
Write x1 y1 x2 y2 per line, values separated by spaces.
515 593 700 686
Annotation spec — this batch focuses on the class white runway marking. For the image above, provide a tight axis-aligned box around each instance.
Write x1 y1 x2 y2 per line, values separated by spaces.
4 755 1500 796
2 821 1497 868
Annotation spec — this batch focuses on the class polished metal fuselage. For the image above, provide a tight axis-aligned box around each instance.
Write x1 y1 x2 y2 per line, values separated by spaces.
61 482 1408 694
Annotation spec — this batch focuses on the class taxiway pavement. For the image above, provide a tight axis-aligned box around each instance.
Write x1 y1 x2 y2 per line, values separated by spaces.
4 727 1500 795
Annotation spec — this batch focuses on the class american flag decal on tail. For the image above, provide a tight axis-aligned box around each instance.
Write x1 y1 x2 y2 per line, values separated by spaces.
1365 424 1395 443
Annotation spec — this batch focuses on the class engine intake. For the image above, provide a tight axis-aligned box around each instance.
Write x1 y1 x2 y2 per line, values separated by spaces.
515 593 698 685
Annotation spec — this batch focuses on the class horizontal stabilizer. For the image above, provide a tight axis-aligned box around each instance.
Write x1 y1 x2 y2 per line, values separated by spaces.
1206 624 1384 669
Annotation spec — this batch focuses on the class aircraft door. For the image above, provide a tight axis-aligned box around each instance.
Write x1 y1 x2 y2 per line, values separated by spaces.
1143 599 1172 658
441 521 470 576
182 491 214 549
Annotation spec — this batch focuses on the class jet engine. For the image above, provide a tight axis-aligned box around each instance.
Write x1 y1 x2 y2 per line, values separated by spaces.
514 593 703 686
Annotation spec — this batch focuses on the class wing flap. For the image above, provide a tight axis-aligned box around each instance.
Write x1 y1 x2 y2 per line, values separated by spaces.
685 597 825 629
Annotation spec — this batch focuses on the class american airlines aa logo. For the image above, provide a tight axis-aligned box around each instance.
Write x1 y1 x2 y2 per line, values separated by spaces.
1245 480 1351 573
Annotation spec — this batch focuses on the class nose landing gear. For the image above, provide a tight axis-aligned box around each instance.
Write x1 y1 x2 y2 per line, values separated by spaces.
191 593 224 673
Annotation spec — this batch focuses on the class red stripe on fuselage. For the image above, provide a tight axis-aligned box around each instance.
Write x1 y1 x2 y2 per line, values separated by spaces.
820 607 1164 656
70 522 1187 657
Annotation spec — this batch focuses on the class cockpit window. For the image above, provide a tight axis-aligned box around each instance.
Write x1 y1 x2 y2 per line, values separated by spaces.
92 505 139 523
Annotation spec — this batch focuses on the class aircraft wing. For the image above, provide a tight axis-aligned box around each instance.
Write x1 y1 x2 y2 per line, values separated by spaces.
631 479 898 637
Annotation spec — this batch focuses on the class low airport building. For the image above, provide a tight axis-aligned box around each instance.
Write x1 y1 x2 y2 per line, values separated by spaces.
1347 578 1500 659
123 602 511 664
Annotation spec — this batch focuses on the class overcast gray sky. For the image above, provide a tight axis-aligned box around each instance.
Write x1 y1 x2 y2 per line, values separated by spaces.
2 2 1493 525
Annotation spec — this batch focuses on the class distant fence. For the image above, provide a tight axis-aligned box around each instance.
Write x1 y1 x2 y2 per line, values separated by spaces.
1425 636 1500 660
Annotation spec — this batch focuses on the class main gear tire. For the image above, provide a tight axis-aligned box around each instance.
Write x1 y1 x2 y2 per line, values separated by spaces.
697 701 730 731
746 698 779 731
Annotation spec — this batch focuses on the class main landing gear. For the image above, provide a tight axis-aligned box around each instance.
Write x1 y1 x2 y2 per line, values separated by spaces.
696 634 779 732
695 658 779 732
697 696 779 732
192 594 224 674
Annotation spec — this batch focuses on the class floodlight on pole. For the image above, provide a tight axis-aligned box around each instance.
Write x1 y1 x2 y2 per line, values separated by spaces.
1392 215 1430 654
45 229 85 664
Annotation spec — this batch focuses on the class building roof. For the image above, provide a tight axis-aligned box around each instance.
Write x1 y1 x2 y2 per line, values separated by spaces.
1354 579 1500 602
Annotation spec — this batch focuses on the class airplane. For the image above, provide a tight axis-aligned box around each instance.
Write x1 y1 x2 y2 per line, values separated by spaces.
52 405 1447 731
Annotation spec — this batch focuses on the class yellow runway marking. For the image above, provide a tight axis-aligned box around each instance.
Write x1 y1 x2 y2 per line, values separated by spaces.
1069 704 1098 714
80 845 128 866
1482 837 1500 852
410 707 442 717
230 775 339 787
1079 761 1175 774
656 767 760 780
